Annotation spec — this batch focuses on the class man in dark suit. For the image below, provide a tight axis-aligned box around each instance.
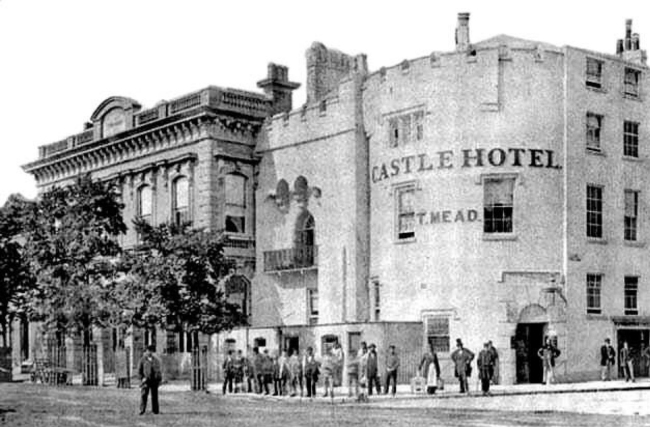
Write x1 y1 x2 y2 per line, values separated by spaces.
366 344 381 396
600 338 616 381
138 345 162 415
451 339 474 394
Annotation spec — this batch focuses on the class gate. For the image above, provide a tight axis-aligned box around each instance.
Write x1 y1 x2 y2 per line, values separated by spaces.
43 339 67 386
190 345 208 391
82 345 98 386
0 347 12 382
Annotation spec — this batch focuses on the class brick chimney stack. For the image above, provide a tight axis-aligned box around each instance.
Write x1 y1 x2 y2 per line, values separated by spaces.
455 12 471 52
617 19 646 65
257 63 300 115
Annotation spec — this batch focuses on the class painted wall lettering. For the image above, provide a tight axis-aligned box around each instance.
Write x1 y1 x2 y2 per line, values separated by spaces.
372 147 561 183
417 209 480 225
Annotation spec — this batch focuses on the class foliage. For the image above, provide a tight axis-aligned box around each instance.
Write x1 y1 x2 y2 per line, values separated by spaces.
124 219 248 335
21 175 127 339
0 194 36 347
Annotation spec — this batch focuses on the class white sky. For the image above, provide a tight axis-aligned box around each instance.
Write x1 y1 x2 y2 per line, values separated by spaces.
0 0 648 204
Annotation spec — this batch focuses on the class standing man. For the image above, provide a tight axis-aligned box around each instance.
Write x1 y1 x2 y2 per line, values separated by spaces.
332 342 344 387
488 340 499 385
621 341 635 382
346 350 360 399
358 343 369 402
244 349 255 393
288 349 302 397
252 347 264 394
304 346 320 398
232 350 244 393
138 344 162 415
537 337 561 385
600 338 616 381
366 344 381 396
477 342 495 396
261 349 274 395
221 350 234 394
384 345 400 397
451 339 474 394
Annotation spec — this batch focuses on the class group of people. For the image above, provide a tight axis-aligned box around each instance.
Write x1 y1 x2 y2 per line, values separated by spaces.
600 338 650 382
221 341 406 401
221 343 345 398
418 338 501 397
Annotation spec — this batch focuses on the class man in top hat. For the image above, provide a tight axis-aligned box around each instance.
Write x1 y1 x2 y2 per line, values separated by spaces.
450 338 474 394
138 344 163 415
600 338 616 381
477 342 495 396
366 343 381 396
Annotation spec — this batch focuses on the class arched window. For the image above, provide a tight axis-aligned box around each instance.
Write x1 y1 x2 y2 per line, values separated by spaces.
225 174 246 233
276 179 290 208
294 176 308 202
172 176 190 226
137 185 152 224
297 211 315 247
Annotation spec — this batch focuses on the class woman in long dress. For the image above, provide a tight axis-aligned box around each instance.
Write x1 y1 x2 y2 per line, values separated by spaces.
419 345 441 394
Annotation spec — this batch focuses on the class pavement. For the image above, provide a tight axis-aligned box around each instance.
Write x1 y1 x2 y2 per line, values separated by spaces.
159 377 650 402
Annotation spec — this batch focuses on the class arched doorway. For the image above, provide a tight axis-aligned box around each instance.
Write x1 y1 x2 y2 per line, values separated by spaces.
515 304 547 384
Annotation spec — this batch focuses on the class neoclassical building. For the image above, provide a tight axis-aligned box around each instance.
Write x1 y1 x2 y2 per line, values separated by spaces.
18 64 299 380
19 14 650 384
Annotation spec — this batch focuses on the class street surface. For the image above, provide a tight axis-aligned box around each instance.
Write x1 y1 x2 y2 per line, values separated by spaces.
1 383 649 427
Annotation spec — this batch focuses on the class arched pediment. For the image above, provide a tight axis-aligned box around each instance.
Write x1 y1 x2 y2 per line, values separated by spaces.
90 96 141 139
90 96 141 122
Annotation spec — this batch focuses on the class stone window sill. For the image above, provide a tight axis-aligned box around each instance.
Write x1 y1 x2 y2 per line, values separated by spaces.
587 237 608 245
586 148 606 157
624 240 645 248
482 233 517 241
622 155 643 163
586 85 607 94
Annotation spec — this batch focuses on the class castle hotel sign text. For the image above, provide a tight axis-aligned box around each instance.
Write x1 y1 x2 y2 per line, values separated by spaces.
371 147 561 183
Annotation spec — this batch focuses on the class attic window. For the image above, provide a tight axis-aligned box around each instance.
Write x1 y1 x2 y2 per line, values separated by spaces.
401 60 410 73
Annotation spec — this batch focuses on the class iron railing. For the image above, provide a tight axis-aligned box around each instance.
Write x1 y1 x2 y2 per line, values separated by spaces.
263 245 318 272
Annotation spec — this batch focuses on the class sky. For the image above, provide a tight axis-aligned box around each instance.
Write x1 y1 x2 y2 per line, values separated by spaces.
0 0 648 204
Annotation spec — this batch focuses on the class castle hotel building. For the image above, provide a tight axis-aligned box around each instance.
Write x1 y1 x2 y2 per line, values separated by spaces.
20 14 650 384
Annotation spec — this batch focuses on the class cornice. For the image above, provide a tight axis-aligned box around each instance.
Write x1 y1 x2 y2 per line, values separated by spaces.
25 113 263 187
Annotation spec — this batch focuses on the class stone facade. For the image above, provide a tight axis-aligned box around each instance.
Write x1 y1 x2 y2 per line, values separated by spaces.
18 13 650 385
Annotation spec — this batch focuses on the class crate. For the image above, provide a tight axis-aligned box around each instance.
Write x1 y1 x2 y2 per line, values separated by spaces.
410 375 425 394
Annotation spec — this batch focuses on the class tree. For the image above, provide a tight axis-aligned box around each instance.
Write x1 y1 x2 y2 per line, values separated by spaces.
0 194 36 347
124 220 247 338
22 175 127 343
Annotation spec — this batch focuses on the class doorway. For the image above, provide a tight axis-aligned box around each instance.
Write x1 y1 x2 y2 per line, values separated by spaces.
283 336 300 356
348 332 361 358
514 323 545 384
617 329 649 378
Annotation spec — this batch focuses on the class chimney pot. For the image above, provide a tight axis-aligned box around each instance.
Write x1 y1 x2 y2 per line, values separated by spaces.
455 12 471 52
